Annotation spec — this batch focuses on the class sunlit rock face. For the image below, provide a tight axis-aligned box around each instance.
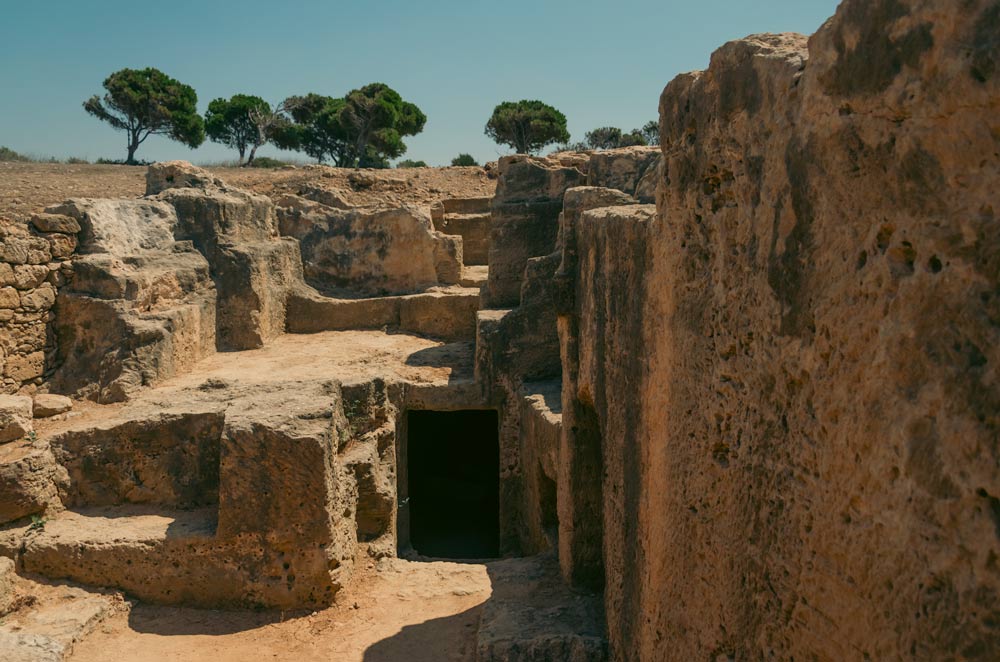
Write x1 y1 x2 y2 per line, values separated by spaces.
572 1 1000 659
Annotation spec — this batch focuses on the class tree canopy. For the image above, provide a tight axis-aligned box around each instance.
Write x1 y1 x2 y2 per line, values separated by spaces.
640 120 660 146
83 67 204 164
619 129 647 147
585 127 624 150
271 93 346 164
484 100 570 154
205 94 287 166
275 84 426 168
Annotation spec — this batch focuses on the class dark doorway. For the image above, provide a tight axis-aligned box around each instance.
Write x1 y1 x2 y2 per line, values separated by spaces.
406 410 500 559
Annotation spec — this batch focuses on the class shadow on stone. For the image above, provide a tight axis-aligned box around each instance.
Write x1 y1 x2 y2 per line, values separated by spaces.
363 554 607 661
404 342 475 381
362 604 484 662
125 602 289 637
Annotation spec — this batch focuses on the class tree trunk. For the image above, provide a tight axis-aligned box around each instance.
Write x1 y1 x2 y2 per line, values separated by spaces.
245 144 259 168
126 140 138 165
238 147 246 165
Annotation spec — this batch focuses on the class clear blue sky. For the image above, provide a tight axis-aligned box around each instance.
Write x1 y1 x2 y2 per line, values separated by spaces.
0 0 839 166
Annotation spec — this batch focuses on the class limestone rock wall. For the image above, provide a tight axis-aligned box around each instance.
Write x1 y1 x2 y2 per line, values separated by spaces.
431 197 492 266
585 147 660 204
48 197 217 402
478 155 655 557
570 1 1000 659
48 163 308 402
485 154 587 308
276 197 462 297
151 164 303 350
559 204 656 598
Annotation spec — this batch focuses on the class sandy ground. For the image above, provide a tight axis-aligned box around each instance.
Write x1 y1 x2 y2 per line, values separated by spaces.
68 558 492 662
163 330 476 388
0 161 496 228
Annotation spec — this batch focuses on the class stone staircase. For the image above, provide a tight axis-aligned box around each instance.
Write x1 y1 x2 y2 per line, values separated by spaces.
431 197 492 266
286 285 481 341
275 191 491 344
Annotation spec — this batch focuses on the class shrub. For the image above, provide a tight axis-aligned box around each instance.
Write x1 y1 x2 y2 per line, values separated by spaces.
549 142 589 154
396 159 427 168
95 157 152 166
584 126 648 150
0 146 28 162
0 148 92 164
249 156 287 168
451 153 478 167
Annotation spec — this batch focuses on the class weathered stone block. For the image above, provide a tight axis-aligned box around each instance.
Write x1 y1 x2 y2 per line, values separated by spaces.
1 239 29 264
0 288 18 309
493 155 587 204
30 213 81 235
48 198 178 255
158 185 276 253
485 155 587 307
44 233 77 259
585 146 661 203
213 239 302 350
0 395 32 443
5 352 45 383
0 440 61 524
434 212 491 266
49 412 223 508
32 394 72 418
432 233 463 285
20 285 56 312
12 265 49 290
293 184 352 209
277 202 460 296
146 160 225 196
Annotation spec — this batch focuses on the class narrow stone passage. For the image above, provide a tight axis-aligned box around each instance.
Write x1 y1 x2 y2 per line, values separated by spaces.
406 410 500 559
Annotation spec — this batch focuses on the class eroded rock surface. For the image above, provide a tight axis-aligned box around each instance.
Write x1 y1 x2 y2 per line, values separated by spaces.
0 329 483 609
0 438 63 525
277 199 462 296
585 147 660 203
0 395 32 443
31 394 71 418
485 155 586 307
561 1 1000 659
48 163 311 402
432 197 492 266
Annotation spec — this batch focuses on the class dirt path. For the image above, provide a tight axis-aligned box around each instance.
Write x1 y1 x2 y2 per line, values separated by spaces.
69 558 492 662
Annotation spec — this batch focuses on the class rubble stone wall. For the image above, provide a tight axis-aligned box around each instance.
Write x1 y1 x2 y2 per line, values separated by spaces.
0 216 78 394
